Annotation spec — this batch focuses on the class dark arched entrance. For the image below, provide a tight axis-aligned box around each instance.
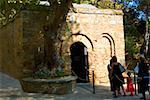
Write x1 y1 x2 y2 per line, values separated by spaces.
70 42 89 83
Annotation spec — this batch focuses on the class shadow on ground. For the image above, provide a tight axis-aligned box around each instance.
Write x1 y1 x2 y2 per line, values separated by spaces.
0 72 150 100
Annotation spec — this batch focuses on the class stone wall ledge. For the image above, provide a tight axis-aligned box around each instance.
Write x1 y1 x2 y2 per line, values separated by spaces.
22 76 77 83
73 3 123 15
20 76 77 94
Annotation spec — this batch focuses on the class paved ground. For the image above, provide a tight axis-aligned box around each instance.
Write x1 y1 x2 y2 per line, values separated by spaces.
0 72 149 100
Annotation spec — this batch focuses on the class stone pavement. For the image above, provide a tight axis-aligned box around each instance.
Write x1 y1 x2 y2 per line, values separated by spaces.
0 72 150 100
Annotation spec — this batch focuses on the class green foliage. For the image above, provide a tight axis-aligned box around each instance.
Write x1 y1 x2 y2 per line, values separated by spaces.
0 0 7 11
33 66 65 79
125 36 139 56
123 5 147 68
73 0 123 9
97 0 123 9
97 0 114 9
0 0 44 27
73 0 91 4
33 67 51 79
33 56 65 79
140 0 150 6
72 0 80 4
55 68 64 77
82 0 91 4
125 34 142 69
124 23 143 61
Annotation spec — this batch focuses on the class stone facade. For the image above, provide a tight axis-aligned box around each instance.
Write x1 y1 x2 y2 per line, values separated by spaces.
0 12 24 79
0 4 125 86
0 8 49 79
64 4 125 85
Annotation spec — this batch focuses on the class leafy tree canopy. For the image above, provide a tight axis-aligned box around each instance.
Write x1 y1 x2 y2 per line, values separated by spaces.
0 0 72 27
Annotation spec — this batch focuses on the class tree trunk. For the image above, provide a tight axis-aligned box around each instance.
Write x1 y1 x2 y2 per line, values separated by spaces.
44 0 72 70
145 4 150 59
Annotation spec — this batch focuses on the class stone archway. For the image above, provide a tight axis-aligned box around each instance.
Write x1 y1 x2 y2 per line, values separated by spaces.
70 42 89 83
101 33 116 57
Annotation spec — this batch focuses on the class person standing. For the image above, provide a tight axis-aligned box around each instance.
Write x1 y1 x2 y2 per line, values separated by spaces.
126 72 134 96
137 57 149 100
110 56 126 97
107 59 114 92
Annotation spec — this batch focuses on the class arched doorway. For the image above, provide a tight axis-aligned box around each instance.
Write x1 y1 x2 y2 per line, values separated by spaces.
70 42 89 83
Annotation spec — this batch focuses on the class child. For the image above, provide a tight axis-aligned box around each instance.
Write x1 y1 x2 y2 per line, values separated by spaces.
126 72 134 96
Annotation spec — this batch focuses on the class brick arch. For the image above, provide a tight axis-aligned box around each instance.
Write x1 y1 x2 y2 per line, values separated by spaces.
101 33 116 57
59 33 94 57
71 33 94 50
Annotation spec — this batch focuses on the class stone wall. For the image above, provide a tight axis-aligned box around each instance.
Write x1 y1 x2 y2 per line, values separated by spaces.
21 10 48 77
63 4 125 85
0 13 23 79
0 4 125 86
0 9 49 79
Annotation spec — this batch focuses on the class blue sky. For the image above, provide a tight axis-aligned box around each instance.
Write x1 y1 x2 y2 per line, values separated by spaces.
119 0 146 20
126 0 139 8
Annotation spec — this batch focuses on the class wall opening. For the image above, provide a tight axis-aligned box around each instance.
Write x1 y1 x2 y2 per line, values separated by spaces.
70 42 89 83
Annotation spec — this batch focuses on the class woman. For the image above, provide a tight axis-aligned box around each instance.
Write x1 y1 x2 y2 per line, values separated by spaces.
137 57 149 100
110 56 126 97
107 59 113 92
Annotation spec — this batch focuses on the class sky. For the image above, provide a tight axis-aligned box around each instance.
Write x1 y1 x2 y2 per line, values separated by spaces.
118 0 146 20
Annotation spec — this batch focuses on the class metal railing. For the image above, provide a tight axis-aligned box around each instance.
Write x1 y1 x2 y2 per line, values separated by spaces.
71 69 95 94
92 70 95 94
128 70 150 95
72 69 150 95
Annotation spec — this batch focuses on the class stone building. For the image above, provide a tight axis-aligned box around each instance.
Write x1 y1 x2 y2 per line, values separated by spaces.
66 4 125 85
0 4 125 86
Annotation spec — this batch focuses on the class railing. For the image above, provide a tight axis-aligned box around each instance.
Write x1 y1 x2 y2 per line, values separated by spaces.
72 69 150 95
92 70 95 94
128 70 150 95
71 69 95 94
133 71 137 95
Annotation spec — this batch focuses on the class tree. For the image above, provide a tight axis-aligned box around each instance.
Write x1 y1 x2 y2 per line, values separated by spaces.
0 0 72 78
1 0 148 72
42 0 72 70
123 0 150 68
139 0 150 59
